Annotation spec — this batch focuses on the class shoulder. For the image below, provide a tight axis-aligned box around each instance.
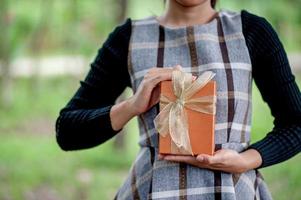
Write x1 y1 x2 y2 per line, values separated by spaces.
241 10 268 24
240 10 283 58
115 18 132 33
104 18 132 47
240 10 280 43
93 18 133 64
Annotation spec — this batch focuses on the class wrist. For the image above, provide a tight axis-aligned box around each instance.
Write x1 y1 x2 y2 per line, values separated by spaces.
240 149 263 171
124 97 139 118
110 99 137 131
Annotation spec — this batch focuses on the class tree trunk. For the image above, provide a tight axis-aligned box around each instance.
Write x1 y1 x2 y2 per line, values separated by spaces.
113 0 128 151
28 0 53 96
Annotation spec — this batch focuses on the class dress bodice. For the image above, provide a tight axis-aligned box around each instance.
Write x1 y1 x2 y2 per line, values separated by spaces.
115 9 272 200
128 9 252 151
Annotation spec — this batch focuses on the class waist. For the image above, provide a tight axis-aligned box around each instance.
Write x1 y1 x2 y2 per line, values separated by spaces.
138 130 250 153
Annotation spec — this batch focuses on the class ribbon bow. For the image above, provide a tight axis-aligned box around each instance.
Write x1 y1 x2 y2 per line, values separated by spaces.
153 70 216 155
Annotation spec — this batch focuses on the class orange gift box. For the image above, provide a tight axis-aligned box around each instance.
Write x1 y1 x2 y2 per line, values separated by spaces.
158 77 216 156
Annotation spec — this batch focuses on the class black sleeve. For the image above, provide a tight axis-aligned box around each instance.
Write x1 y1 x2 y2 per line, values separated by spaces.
241 10 301 168
55 18 132 151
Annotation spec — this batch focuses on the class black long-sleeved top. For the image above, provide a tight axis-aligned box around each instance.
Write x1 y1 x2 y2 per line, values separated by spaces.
55 10 301 168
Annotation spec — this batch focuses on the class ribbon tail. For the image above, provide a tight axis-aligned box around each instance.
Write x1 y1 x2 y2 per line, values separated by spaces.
169 103 194 155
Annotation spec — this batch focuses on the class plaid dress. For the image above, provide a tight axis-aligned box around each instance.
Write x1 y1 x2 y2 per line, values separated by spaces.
114 9 273 200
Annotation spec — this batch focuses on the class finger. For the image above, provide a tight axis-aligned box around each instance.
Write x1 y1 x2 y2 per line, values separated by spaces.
142 73 169 91
148 84 161 107
196 154 221 165
147 65 182 76
141 71 173 107
164 155 230 172
195 157 225 168
164 155 197 165
147 67 173 74
146 65 183 85
196 154 212 164
147 66 181 77
196 154 204 162
148 72 173 87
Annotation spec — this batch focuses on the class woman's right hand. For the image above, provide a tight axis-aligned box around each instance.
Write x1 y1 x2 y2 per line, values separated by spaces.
128 65 182 116
110 65 182 131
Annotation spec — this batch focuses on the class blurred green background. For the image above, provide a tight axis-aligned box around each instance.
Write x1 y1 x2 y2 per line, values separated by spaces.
0 0 301 199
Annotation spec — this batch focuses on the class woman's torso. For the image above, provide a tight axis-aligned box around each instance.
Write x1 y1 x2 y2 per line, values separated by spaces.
115 9 273 200
129 9 252 150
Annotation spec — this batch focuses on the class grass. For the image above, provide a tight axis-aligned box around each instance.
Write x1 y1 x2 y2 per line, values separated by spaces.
0 74 300 200
0 133 137 200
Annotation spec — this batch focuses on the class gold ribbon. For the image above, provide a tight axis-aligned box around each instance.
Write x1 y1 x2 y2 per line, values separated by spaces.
153 70 217 155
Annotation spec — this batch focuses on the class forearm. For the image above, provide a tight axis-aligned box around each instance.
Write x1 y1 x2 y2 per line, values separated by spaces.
56 106 122 150
247 124 301 168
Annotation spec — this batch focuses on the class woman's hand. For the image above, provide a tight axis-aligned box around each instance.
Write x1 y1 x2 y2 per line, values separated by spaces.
159 149 262 173
110 65 182 131
128 65 182 116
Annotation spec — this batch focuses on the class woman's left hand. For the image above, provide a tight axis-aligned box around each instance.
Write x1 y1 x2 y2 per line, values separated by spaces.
159 149 262 174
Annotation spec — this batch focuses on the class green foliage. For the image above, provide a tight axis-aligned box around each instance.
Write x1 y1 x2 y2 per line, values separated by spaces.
1 0 301 199
0 76 140 199
0 134 137 199
217 0 301 51
1 0 301 59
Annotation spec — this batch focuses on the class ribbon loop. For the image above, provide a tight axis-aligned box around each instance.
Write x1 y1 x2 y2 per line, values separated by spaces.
154 69 216 155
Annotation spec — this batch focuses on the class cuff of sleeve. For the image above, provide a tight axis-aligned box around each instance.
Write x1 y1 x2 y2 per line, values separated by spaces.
246 139 273 169
94 105 123 134
107 105 124 133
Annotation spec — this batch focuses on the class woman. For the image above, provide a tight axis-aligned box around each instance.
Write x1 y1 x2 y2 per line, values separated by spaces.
55 0 301 199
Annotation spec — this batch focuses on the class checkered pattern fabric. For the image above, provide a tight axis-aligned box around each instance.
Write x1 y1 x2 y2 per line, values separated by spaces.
114 10 273 200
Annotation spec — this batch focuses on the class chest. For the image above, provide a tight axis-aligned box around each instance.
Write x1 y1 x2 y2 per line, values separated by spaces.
128 11 253 144
128 15 252 93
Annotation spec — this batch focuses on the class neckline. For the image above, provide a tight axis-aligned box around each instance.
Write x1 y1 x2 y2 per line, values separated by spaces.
152 10 222 30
